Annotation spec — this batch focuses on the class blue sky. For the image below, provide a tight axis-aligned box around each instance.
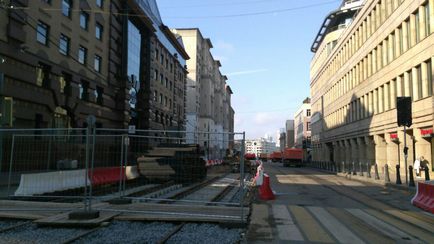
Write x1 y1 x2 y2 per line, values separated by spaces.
157 0 342 140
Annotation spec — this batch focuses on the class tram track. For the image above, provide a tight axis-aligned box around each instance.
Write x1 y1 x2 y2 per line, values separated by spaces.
273 166 434 241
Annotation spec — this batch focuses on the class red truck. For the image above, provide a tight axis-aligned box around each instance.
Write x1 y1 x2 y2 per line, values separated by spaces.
283 148 303 167
259 153 268 162
244 153 256 160
270 151 282 162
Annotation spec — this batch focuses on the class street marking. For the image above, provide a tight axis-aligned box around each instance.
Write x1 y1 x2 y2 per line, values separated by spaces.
308 206 365 244
385 209 434 232
346 208 413 241
289 205 334 243
247 204 274 240
272 204 304 241
365 209 434 243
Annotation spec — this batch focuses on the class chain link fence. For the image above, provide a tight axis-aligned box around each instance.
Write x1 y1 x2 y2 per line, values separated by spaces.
0 124 249 220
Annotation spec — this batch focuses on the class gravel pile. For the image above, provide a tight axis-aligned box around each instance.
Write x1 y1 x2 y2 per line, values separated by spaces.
167 223 242 244
0 223 86 244
74 221 175 244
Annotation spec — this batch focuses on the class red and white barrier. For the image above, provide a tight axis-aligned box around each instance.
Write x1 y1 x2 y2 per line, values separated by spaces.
411 181 434 214
14 169 88 196
14 166 141 196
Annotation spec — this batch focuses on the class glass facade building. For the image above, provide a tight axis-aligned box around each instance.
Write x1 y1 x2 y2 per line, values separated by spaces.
127 20 141 111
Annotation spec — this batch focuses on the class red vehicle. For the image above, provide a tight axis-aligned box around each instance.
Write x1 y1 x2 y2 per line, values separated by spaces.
259 153 268 162
270 151 282 162
244 153 256 160
283 148 303 167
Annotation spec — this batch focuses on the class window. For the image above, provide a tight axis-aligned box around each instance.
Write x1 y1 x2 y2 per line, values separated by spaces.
94 55 101 72
154 70 158 80
165 78 169 88
154 90 157 101
160 54 164 65
426 2 431 35
60 72 72 95
41 0 51 4
36 63 51 88
96 86 103 105
169 99 172 108
306 109 311 116
428 59 433 96
96 0 103 8
59 34 69 55
160 74 163 84
79 81 89 100
155 49 159 60
78 46 87 64
62 0 71 17
80 11 89 30
95 23 103 40
164 96 168 106
36 21 49 45
159 93 163 104
415 12 420 43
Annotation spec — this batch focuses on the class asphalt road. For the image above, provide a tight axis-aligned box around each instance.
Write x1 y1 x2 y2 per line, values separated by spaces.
245 162 434 243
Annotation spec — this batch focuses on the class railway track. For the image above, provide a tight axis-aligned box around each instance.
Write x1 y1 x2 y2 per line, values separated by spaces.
274 166 434 239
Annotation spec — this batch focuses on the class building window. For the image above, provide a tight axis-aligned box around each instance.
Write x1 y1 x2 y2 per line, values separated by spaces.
95 23 103 40
415 12 420 43
154 90 157 101
154 70 158 80
94 55 101 72
62 0 71 17
80 11 89 30
160 74 164 84
169 99 172 108
96 0 103 8
155 49 159 60
160 54 164 65
96 86 103 105
60 72 72 95
306 109 311 116
159 93 163 104
59 34 70 55
426 2 431 35
79 81 89 100
428 59 433 96
165 78 169 88
78 46 87 64
42 0 51 4
36 21 49 46
164 96 168 106
36 63 51 88
306 122 311 131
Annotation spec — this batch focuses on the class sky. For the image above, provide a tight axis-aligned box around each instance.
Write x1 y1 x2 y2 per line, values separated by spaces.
157 0 342 140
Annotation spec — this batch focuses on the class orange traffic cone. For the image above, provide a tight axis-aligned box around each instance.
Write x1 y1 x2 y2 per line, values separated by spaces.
259 173 275 200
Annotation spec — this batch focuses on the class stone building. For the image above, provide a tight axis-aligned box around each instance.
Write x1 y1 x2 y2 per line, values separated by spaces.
294 98 312 149
310 0 434 179
286 119 295 148
0 0 188 132
173 28 235 159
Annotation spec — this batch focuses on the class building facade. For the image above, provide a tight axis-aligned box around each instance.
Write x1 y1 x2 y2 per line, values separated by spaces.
173 28 234 159
310 0 434 179
246 138 277 156
294 98 312 148
286 119 295 148
0 0 188 133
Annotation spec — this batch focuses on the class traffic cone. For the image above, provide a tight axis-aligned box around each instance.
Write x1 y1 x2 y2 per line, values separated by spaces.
259 173 275 200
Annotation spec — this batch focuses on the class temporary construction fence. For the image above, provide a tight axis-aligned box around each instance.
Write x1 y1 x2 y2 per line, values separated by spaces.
0 122 248 220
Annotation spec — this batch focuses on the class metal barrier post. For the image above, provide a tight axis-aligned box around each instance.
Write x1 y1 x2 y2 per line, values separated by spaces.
7 135 15 196
119 134 125 198
366 162 371 178
396 164 402 185
374 163 380 180
409 166 415 187
89 121 96 211
384 164 390 183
